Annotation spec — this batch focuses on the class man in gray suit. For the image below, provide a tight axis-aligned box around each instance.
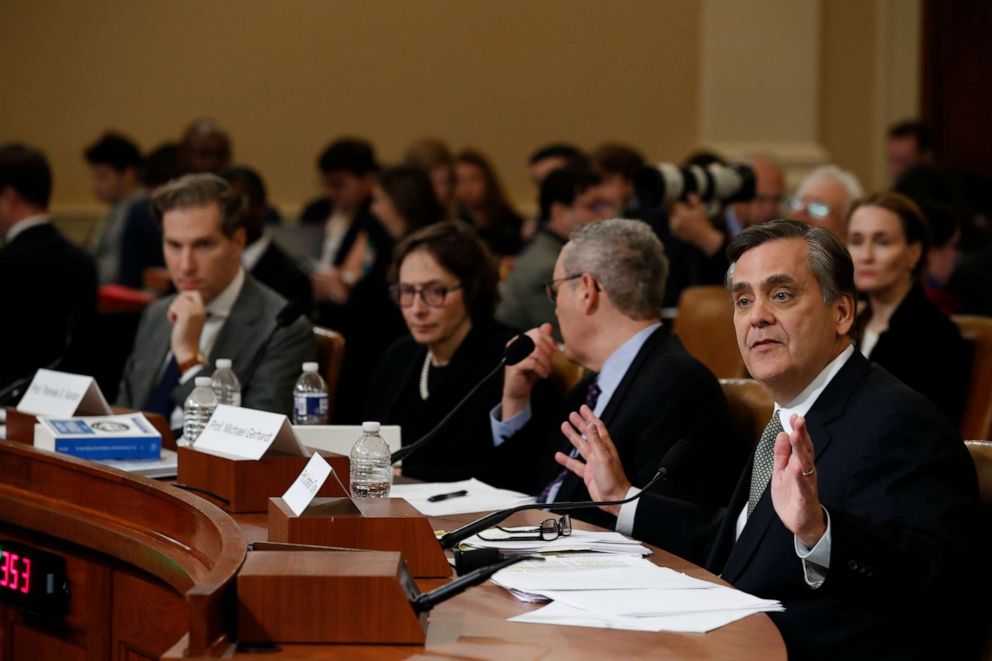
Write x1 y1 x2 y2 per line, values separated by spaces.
117 174 314 427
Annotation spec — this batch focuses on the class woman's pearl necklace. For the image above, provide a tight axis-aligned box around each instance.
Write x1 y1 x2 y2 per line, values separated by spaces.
419 351 432 400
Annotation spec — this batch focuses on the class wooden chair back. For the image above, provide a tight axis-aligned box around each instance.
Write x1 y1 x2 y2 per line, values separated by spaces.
674 285 745 378
720 378 774 453
953 315 992 440
313 326 346 420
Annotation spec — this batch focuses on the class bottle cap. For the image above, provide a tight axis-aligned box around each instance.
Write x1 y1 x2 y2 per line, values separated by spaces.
303 362 319 372
195 376 213 387
216 358 232 369
361 421 381 432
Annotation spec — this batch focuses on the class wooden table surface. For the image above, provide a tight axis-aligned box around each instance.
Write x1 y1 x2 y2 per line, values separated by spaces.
221 507 787 660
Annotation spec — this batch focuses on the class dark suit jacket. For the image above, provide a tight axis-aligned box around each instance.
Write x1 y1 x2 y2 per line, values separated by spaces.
0 223 97 390
118 197 165 289
502 325 745 528
250 240 312 311
365 323 514 484
858 283 970 425
116 275 316 416
631 352 981 660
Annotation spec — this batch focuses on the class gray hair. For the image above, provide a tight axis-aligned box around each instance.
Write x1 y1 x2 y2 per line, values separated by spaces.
151 173 245 238
725 219 855 306
562 218 668 320
796 164 864 217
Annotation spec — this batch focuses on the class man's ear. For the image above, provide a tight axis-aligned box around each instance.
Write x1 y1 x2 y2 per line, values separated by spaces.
231 226 247 252
578 272 601 314
835 293 856 336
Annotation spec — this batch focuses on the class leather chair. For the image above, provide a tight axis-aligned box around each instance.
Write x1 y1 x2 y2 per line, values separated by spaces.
674 285 745 379
313 326 345 420
953 315 992 440
719 378 773 453
965 440 992 659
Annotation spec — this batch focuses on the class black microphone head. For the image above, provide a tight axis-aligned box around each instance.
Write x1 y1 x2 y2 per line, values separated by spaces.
503 334 535 366
276 300 306 327
454 548 503 576
657 437 695 479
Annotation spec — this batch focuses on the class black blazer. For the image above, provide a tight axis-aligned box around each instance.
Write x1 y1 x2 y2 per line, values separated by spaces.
0 223 97 390
631 351 981 660
502 325 745 527
858 283 970 425
250 240 313 312
365 323 514 484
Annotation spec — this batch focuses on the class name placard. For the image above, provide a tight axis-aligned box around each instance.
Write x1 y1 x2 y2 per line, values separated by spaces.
16 369 112 418
193 405 310 460
282 453 333 516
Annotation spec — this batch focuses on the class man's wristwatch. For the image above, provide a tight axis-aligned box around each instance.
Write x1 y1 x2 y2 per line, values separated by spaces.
177 352 207 373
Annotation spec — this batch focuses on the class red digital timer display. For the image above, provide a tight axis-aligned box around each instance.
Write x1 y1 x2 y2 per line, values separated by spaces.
0 540 69 617
0 548 31 593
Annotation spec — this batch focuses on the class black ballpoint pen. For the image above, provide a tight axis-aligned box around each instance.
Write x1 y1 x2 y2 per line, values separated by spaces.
427 489 469 502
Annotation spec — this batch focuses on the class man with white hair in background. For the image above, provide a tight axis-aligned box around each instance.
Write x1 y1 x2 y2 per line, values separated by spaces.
786 165 864 240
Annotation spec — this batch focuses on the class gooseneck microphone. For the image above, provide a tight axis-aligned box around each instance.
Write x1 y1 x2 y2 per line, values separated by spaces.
410 554 539 614
438 437 694 550
238 300 306 388
390 334 535 464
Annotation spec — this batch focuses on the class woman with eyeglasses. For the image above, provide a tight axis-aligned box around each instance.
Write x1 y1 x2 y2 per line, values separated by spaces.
846 191 969 425
328 164 446 422
366 221 517 483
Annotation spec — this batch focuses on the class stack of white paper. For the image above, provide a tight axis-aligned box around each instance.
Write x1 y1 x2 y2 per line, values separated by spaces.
460 527 652 556
494 555 783 633
389 478 534 516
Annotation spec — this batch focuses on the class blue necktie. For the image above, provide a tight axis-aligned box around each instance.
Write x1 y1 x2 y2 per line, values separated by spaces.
144 355 180 416
537 379 601 503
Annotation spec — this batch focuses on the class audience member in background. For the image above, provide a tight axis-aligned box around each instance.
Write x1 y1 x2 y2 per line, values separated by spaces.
919 201 963 314
83 132 144 284
331 164 444 422
117 174 314 426
590 142 645 216
723 152 785 238
491 219 743 526
178 119 232 175
307 138 380 307
556 220 979 659
403 137 456 217
787 165 863 240
119 120 235 294
847 192 968 425
497 167 610 339
887 119 934 183
0 143 97 395
221 166 312 310
455 149 524 257
366 222 511 482
527 143 590 188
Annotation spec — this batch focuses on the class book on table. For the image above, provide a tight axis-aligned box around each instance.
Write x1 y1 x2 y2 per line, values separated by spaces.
34 413 162 460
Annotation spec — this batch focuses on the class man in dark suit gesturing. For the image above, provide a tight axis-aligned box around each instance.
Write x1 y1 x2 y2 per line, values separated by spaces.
117 174 314 428
556 220 980 659
491 219 745 526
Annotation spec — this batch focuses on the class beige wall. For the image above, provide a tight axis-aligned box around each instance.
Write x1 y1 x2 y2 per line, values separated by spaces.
0 0 919 221
0 0 701 216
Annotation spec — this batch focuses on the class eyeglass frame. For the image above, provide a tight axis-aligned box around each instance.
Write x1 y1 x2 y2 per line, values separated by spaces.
389 282 462 308
477 514 573 542
786 197 832 220
545 273 586 304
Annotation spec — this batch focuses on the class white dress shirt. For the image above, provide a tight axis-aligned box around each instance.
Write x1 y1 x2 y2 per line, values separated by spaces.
5 214 51 243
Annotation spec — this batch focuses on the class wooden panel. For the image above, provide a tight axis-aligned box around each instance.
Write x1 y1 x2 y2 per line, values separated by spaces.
9 622 85 661
111 569 186 661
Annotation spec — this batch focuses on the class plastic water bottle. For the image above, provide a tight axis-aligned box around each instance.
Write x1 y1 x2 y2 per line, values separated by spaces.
349 421 392 498
211 358 241 406
183 376 218 443
292 362 328 425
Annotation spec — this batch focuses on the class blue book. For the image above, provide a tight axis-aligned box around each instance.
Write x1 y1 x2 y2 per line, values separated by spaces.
35 414 162 460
